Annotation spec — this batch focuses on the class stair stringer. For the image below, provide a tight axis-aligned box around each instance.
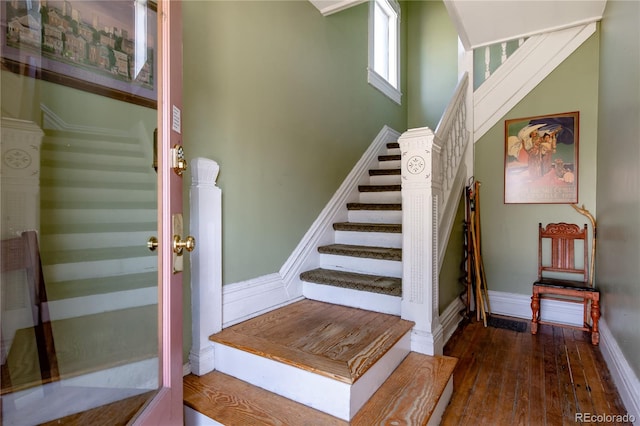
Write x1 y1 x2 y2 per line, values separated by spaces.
473 22 597 142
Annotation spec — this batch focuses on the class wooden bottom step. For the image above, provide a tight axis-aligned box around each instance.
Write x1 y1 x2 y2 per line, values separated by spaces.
184 353 457 425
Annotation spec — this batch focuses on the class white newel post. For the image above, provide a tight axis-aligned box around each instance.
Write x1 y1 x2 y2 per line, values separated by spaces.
399 127 444 356
189 157 222 375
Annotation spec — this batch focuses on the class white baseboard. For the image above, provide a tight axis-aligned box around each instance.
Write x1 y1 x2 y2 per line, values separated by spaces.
440 297 465 345
599 320 640 424
488 289 583 326
222 273 299 328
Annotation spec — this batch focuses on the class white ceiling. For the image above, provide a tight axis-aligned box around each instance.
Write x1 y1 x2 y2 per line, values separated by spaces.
444 0 608 49
309 0 607 50
308 0 367 16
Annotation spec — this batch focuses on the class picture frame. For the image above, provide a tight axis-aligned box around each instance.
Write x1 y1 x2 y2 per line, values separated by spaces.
504 111 579 204
1 0 157 109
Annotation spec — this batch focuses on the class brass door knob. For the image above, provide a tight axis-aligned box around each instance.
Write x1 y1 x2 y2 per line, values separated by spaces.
173 235 196 255
147 236 159 251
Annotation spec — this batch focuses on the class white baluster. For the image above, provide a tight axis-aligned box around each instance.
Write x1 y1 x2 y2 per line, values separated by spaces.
484 46 491 79
501 42 507 64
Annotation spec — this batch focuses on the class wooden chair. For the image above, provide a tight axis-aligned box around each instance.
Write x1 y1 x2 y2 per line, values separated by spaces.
530 222 600 345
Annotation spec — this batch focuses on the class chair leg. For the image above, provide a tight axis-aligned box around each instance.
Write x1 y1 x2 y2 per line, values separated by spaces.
590 296 600 345
531 291 540 335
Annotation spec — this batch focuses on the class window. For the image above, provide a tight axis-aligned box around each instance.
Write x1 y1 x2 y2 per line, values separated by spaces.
368 0 401 104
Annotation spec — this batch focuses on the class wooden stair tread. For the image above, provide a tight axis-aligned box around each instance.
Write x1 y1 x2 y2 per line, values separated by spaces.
333 222 401 233
210 300 413 383
184 353 457 425
300 268 401 296
318 243 401 261
184 371 347 425
352 352 458 425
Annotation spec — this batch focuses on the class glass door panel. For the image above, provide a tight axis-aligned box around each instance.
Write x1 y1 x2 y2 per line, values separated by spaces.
1 1 160 424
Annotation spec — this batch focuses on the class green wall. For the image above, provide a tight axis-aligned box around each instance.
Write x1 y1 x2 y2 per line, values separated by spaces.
474 33 600 295
182 0 407 285
406 0 458 130
439 194 466 313
596 0 640 379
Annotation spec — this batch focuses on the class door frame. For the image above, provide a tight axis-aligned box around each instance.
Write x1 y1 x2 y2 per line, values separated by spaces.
133 0 184 423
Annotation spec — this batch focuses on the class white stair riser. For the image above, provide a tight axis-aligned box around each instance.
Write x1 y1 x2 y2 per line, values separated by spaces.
348 210 401 224
303 282 402 315
377 160 401 169
41 209 156 225
350 331 411 416
44 137 143 155
44 256 157 282
40 187 156 202
212 331 410 420
335 230 402 248
214 343 351 420
386 147 401 155
369 174 401 185
359 191 401 204
43 231 154 250
42 149 148 167
319 254 402 278
41 166 154 184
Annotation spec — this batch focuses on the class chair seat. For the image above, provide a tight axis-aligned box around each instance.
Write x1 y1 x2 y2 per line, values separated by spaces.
533 278 598 292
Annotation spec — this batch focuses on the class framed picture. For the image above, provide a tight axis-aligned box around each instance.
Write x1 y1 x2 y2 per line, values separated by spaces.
504 111 579 204
1 0 157 109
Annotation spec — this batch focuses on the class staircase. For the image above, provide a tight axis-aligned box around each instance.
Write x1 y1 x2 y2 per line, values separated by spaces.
185 299 457 424
299 141 403 315
38 123 158 310
185 74 471 424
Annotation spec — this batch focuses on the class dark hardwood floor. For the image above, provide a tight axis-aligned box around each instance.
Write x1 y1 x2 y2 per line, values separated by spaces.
441 316 632 425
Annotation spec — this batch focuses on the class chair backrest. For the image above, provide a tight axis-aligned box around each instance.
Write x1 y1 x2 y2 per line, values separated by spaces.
538 222 588 283
1 230 47 312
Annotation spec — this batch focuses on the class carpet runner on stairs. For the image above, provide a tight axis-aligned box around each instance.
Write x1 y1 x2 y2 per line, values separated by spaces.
299 142 403 311
300 268 401 296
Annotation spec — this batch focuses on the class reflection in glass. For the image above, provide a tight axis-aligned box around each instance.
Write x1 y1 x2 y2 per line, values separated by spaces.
1 1 159 424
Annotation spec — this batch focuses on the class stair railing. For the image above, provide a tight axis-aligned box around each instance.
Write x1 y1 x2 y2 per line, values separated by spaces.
398 72 470 356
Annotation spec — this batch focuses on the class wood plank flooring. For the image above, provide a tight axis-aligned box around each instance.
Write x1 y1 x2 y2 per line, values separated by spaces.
441 317 632 425
210 299 414 383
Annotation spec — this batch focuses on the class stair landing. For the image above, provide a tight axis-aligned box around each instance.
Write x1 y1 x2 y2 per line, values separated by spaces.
209 299 415 420
211 300 413 384
200 299 455 425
